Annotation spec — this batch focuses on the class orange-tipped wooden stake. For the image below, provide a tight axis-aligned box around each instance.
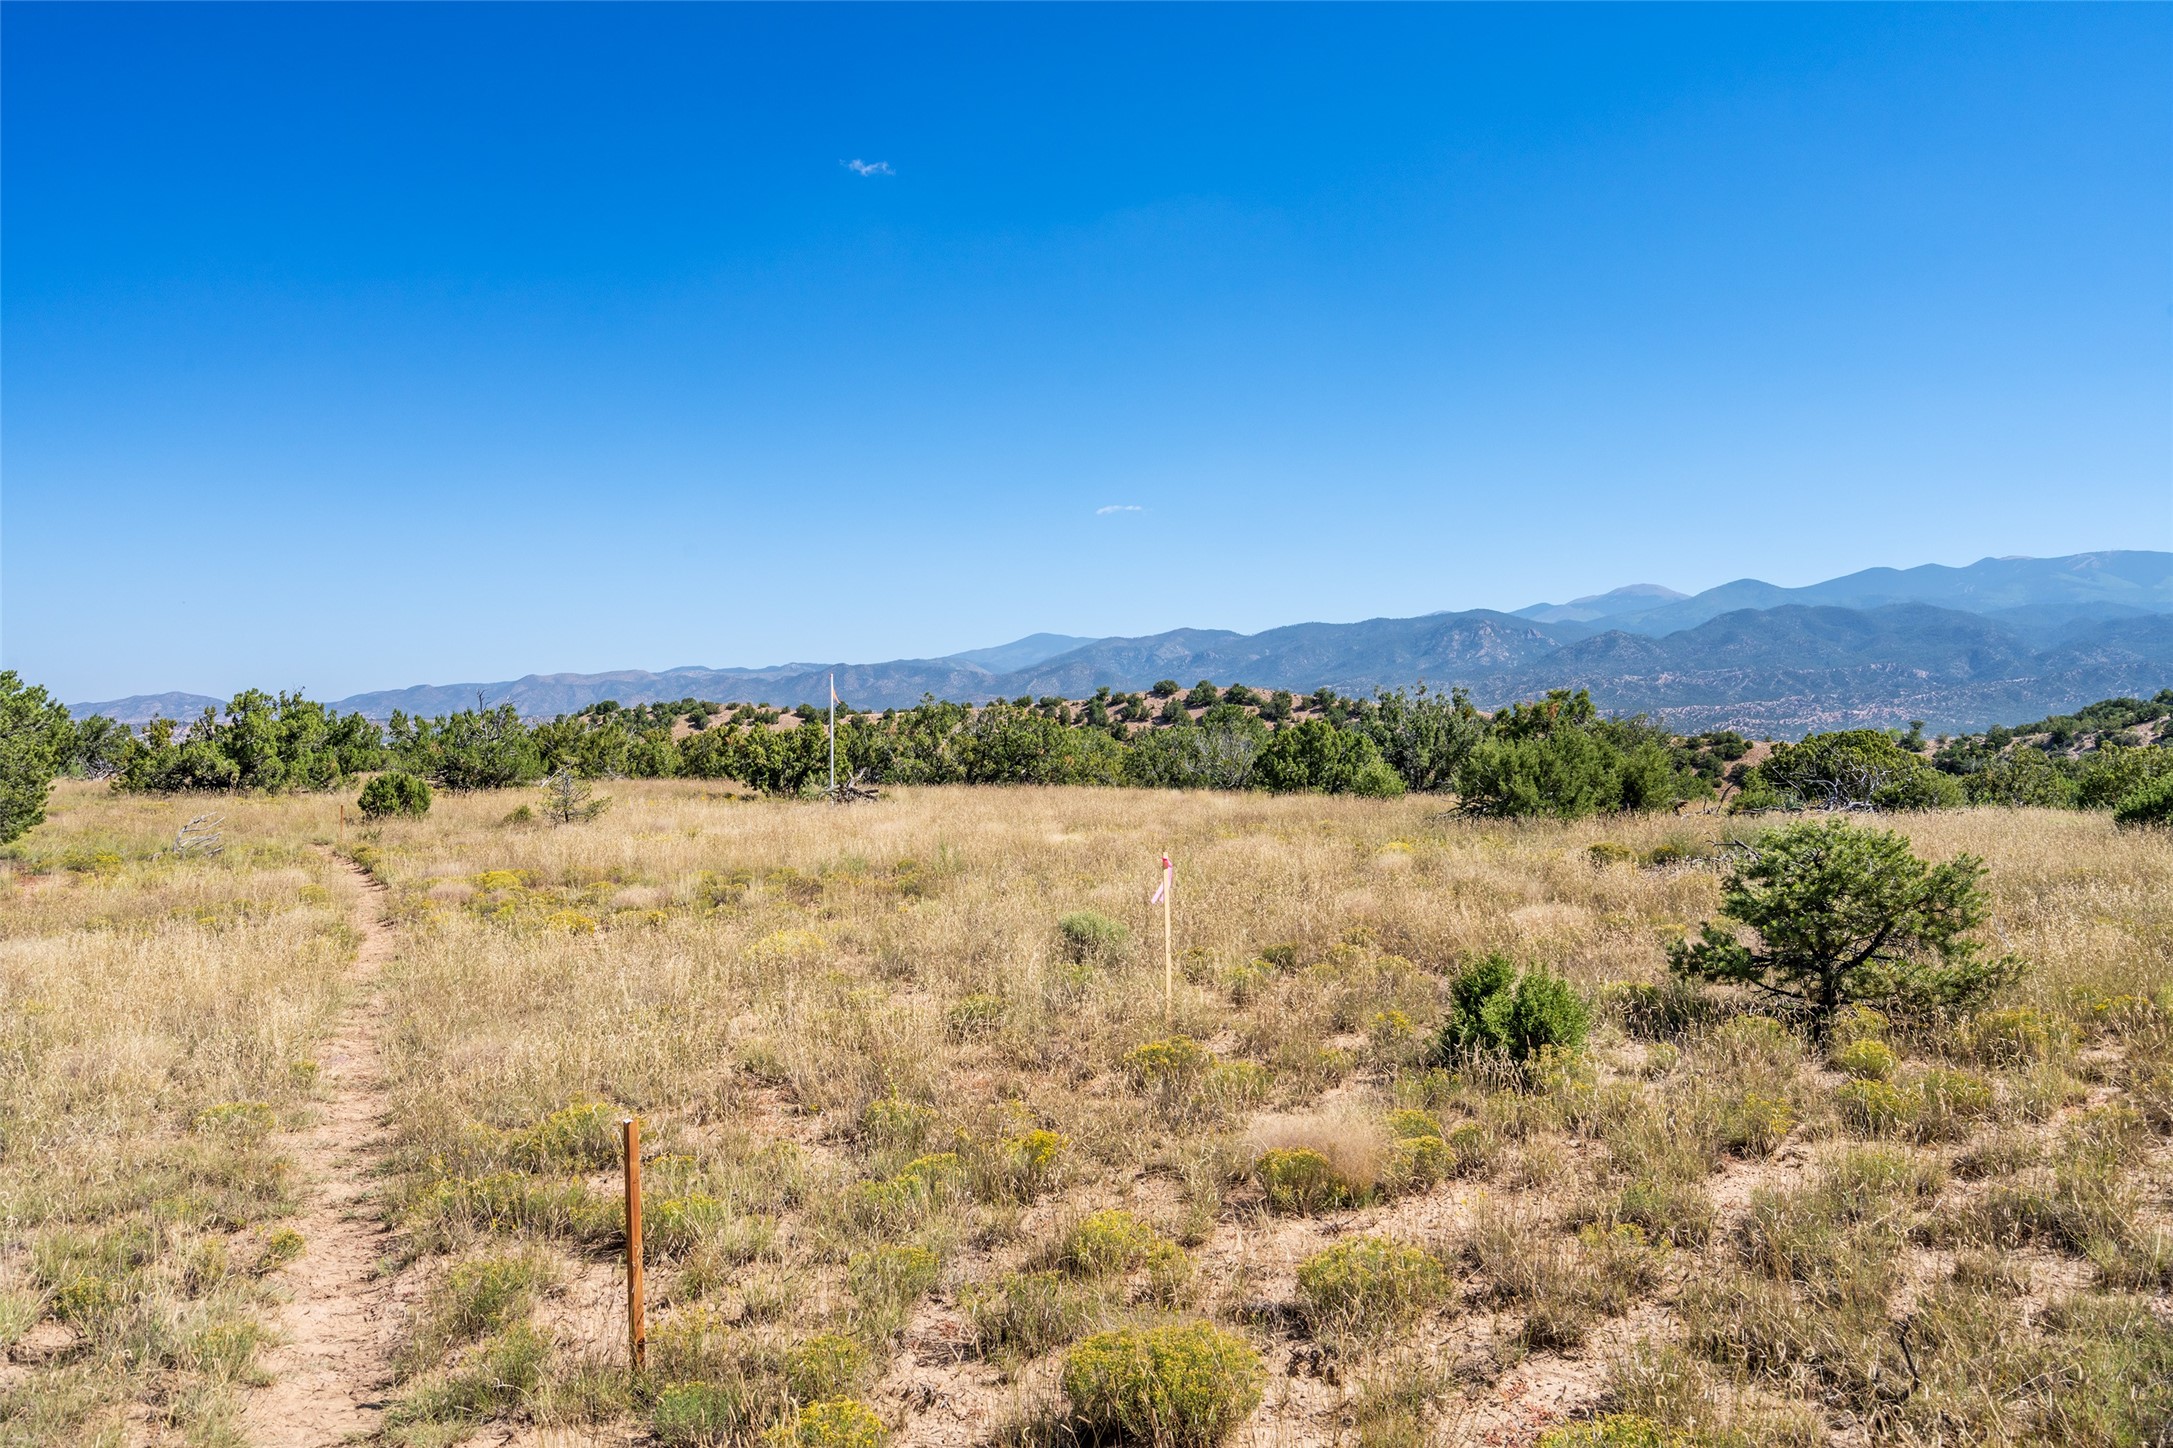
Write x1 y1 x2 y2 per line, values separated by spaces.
1160 851 1173 1029
622 1117 645 1372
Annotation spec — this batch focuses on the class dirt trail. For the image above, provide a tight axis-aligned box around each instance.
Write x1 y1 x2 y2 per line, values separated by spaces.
242 855 399 1446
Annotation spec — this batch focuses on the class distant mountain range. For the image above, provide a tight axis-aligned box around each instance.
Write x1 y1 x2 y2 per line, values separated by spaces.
74 551 2173 737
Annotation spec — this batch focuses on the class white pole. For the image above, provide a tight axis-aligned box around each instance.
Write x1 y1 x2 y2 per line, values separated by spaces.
828 672 837 796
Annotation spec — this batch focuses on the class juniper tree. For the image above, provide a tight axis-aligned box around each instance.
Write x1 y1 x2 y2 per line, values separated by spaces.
539 766 611 824
0 671 73 844
1669 818 2019 1037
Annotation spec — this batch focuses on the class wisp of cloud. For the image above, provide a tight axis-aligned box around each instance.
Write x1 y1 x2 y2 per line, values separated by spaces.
1096 504 1142 515
842 159 894 176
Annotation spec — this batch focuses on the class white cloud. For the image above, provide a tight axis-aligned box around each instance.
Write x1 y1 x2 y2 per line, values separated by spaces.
1096 504 1143 515
841 159 894 177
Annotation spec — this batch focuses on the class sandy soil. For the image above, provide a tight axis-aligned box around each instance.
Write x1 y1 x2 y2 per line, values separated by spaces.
240 855 400 1446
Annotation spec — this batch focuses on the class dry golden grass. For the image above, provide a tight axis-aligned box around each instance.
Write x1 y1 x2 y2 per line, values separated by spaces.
5 779 2171 1448
1 786 362 1446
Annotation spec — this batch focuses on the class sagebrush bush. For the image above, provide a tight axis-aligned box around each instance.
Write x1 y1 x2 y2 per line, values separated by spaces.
1716 1090 1796 1156
1294 1235 1448 1333
1126 1037 1211 1084
1536 1415 1689 1448
1831 1038 1895 1081
1961 1007 2058 1067
511 1100 624 1171
1061 1323 1264 1448
945 993 1004 1038
769 1398 886 1448
1254 1147 1365 1213
1912 1067 1996 1142
1835 1079 1912 1138
1383 1132 1456 1191
1058 910 1129 963
784 1333 870 1402
1062 1209 1187 1288
859 1096 940 1157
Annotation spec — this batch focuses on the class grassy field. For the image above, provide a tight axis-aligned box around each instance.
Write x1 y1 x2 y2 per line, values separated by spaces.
3 779 2170 1447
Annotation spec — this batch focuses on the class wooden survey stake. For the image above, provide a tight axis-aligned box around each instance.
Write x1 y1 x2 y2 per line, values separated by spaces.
1153 852 1173 1027
622 1117 646 1371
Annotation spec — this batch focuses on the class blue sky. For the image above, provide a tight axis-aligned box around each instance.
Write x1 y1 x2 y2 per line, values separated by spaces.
5 4 2168 703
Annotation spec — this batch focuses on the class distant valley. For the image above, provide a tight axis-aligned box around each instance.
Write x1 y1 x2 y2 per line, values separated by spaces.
75 551 2173 736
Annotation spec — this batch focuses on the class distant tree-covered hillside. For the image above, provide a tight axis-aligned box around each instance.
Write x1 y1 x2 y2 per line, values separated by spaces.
19 674 2166 832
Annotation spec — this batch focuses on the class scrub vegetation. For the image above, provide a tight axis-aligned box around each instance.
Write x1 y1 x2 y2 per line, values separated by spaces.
2 766 2169 1447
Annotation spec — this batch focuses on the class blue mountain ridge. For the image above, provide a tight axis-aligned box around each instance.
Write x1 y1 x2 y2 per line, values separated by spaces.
72 551 2173 737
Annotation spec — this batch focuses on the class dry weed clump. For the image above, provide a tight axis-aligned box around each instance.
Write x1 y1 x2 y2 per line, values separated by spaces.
8 784 2172 1446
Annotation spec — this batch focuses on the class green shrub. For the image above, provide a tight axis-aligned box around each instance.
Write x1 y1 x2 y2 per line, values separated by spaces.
1832 1038 1896 1081
1383 1134 1456 1191
1831 1004 1890 1046
1383 1109 1441 1142
1717 1091 1797 1156
769 1398 886 1448
1125 1038 1236 1121
1708 1013 1803 1072
1063 1209 1187 1288
192 1100 277 1138
1253 1148 1365 1214
1536 1415 1689 1448
643 1194 740 1260
1963 751 2077 808
2114 773 2173 828
1061 1323 1264 1448
512 1100 625 1171
784 1333 871 1403
1433 955 1590 1066
404 1171 618 1249
1443 1121 1493 1175
1614 979 1715 1040
405 1248 558 1367
1835 1079 1912 1137
975 1128 1067 1201
1255 720 1404 797
1126 1036 1210 1083
2076 743 2173 810
1740 729 1961 811
1963 1007 2057 1067
1913 1067 1996 1142
259 1227 305 1272
847 1244 940 1303
1294 1235 1448 1331
945 993 1005 1037
860 1096 940 1156
653 1382 743 1446
1609 1175 1715 1248
357 771 432 819
1058 910 1129 963
389 1321 549 1428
